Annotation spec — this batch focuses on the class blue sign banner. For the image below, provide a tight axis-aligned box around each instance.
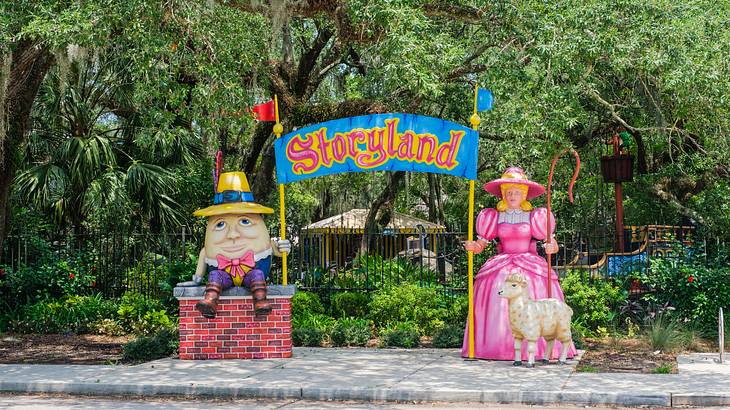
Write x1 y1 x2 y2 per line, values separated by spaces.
274 113 479 184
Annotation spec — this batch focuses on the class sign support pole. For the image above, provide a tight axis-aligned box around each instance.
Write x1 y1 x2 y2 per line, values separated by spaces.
467 84 481 360
273 95 287 285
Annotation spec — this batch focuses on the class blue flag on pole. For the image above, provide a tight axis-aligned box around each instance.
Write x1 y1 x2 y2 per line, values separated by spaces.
476 88 493 111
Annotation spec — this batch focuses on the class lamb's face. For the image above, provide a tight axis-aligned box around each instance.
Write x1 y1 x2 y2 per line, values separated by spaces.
498 273 528 299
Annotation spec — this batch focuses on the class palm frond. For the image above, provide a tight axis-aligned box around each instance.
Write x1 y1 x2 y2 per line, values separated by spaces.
61 135 117 186
14 164 69 209
83 169 130 216
126 162 185 231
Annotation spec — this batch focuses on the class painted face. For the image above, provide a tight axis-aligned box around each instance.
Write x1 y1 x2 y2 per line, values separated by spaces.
504 186 526 210
204 213 271 260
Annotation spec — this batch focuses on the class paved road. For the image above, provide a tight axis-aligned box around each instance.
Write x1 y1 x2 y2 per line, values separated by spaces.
5 393 726 410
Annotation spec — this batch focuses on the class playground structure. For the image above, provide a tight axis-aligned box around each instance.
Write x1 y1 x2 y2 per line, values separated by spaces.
554 224 696 278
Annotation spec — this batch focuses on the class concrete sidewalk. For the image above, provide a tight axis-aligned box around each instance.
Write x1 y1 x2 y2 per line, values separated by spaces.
1 348 729 407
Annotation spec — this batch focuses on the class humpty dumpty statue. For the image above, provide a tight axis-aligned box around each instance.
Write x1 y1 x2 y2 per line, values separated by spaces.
177 172 290 318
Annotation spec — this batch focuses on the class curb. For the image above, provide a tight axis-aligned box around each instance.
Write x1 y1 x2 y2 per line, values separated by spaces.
673 393 730 407
0 381 676 407
0 382 303 400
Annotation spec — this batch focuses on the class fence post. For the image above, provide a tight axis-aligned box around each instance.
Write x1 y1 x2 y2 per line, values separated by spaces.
181 226 186 259
720 307 725 364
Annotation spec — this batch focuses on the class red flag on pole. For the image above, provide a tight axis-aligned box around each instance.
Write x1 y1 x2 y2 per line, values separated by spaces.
251 100 276 122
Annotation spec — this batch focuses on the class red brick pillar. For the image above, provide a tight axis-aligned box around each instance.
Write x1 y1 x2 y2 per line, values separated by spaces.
175 285 295 360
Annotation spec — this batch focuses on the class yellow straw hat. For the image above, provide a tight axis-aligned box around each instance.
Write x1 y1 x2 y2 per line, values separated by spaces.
193 172 274 217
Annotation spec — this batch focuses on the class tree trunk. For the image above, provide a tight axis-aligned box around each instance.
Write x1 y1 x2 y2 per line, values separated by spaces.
427 173 437 221
251 141 277 202
0 148 13 253
361 171 405 253
435 174 445 224
314 186 332 221
632 130 648 175
0 41 54 252
242 122 274 175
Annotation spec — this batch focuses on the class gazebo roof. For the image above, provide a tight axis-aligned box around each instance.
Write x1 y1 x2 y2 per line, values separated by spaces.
302 208 445 233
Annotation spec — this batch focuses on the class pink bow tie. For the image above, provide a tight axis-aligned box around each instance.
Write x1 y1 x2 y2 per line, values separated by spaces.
217 251 255 279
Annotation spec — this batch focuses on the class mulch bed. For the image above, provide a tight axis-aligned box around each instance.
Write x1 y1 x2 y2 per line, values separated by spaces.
0 333 132 365
576 337 678 374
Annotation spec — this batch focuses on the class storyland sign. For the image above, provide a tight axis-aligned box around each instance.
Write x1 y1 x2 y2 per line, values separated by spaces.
274 113 479 184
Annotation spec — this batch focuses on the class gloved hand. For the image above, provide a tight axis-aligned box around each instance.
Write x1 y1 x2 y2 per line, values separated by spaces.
276 239 292 254
176 275 203 287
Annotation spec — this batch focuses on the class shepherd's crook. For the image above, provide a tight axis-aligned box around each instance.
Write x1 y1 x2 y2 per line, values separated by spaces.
546 148 581 298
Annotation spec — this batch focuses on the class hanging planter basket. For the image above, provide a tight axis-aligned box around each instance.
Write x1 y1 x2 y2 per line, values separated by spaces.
600 155 634 183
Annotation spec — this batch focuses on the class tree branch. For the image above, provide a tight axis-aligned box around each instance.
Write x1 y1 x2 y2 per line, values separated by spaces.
289 99 387 126
228 0 380 44
647 182 705 225
422 3 487 24
446 63 489 80
293 27 333 98
585 87 693 137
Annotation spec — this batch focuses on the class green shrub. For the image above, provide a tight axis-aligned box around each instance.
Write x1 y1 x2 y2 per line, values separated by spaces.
117 292 165 333
570 320 590 350
432 324 464 348
122 258 168 297
330 318 372 347
15 294 118 334
88 318 126 336
0 304 21 333
159 249 199 313
560 271 625 336
291 291 325 319
291 312 336 334
0 250 97 311
292 328 325 347
122 327 179 363
640 255 730 336
312 255 441 290
331 292 370 318
352 255 439 287
379 322 420 348
131 309 176 336
368 283 445 335
443 294 468 326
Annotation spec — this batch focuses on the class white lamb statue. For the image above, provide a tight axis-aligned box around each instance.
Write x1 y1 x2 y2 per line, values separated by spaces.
498 271 573 367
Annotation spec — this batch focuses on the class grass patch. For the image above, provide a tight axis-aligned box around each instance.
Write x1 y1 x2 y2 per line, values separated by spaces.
652 364 673 374
577 365 600 373
678 327 708 352
645 315 681 352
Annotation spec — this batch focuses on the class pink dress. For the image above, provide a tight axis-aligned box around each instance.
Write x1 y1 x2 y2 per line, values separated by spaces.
462 207 577 360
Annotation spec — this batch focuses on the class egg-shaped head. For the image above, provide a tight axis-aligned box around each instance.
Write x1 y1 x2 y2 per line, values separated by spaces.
203 213 271 260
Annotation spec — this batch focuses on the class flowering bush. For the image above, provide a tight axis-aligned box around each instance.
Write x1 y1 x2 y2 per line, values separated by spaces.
640 254 730 335
53 256 97 296
0 251 97 311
